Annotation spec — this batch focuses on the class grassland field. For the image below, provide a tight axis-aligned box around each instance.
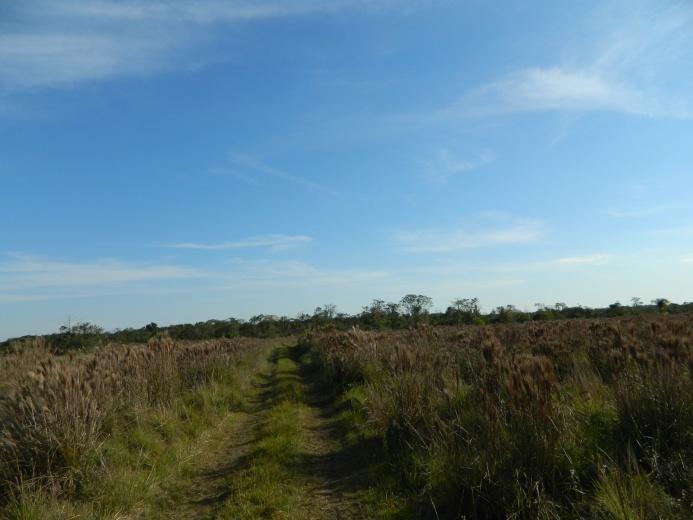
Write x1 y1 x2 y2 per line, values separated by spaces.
0 314 692 519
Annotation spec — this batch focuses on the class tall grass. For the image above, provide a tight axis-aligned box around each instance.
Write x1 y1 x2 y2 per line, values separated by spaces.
0 335 263 511
304 316 693 519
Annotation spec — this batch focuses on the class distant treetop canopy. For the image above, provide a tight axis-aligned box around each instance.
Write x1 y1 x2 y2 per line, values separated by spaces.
2 295 690 352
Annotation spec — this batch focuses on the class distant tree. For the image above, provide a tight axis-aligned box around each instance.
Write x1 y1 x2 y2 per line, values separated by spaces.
313 303 337 320
607 302 625 317
59 321 104 335
54 321 105 352
385 302 401 328
400 294 433 325
322 304 337 320
371 299 386 311
312 304 337 326
256 318 277 337
452 298 480 315
533 303 555 321
145 322 158 334
494 305 517 323
631 297 643 308
224 318 241 337
449 297 481 324
362 299 388 329
653 298 670 313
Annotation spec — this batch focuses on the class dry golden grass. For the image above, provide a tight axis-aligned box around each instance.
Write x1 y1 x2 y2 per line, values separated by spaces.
0 335 263 503
304 315 693 518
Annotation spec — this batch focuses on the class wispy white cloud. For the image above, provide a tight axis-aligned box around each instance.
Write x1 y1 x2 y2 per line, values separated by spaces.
420 148 494 184
227 153 338 195
0 253 202 293
209 166 262 186
682 255 693 264
221 258 389 288
394 216 544 253
449 68 655 117
0 252 388 303
650 225 693 238
164 234 312 252
0 293 59 304
445 4 693 119
0 33 176 88
0 0 436 90
47 0 434 23
607 205 678 219
554 254 612 266
48 1 338 23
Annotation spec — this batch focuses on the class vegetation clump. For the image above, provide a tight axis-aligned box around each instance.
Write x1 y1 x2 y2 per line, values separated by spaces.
304 315 693 518
0 335 266 515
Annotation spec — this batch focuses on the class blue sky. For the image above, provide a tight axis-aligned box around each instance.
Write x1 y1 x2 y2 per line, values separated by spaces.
2 0 693 339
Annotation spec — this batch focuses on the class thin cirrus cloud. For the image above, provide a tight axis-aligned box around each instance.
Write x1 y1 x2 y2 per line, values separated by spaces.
49 0 429 22
443 4 693 119
607 205 680 219
0 0 435 90
163 234 312 252
48 1 341 22
554 254 612 266
420 148 495 184
446 65 689 119
0 1 322 88
0 253 202 293
226 154 339 196
394 217 544 253
222 258 390 288
450 68 651 116
0 252 387 303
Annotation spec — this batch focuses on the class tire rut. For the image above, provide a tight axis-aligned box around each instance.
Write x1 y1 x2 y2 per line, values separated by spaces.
158 344 369 519
154 350 275 519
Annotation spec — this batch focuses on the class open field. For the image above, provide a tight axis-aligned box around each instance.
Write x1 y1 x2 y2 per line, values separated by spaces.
6 2 693 518
1 314 692 519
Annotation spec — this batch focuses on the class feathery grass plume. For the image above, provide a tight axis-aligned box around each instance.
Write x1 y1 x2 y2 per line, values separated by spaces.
303 315 693 518
0 335 260 504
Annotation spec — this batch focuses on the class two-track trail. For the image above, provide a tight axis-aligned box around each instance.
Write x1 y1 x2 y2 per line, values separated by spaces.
155 342 373 519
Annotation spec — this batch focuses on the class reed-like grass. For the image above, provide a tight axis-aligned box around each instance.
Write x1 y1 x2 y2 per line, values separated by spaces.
0 335 265 515
304 316 693 519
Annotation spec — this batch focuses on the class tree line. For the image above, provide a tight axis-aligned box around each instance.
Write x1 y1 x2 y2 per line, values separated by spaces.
2 295 690 353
